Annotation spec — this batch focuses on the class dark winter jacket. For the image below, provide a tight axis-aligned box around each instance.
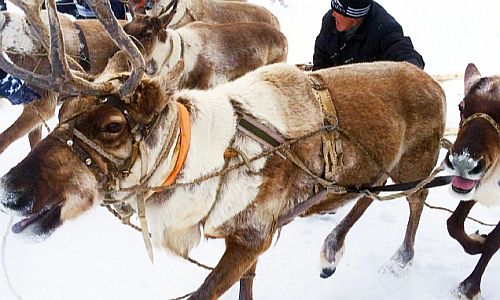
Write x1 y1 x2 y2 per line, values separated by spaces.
313 2 424 71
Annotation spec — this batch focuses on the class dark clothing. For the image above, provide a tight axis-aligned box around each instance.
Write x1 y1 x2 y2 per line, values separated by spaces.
313 2 424 71
0 69 41 105
75 0 127 20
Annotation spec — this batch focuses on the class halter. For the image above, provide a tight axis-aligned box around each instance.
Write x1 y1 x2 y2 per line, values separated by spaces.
51 95 190 203
460 112 500 137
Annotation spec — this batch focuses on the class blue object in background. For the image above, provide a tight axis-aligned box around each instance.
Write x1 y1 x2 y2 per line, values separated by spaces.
0 70 41 105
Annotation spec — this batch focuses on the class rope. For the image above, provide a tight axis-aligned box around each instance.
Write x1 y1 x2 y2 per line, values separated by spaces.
424 202 496 227
1 217 23 300
118 125 328 194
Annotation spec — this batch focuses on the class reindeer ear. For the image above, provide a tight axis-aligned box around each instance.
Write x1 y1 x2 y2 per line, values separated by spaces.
158 10 175 27
464 63 481 95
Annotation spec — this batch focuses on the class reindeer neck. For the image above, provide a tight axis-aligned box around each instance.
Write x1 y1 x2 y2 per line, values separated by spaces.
156 30 183 75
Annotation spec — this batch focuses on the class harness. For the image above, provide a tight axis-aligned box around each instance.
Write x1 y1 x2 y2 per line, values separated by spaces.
73 23 91 72
461 112 500 137
51 95 190 262
308 74 343 181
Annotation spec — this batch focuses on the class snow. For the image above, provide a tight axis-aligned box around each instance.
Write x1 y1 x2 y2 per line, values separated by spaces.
1 0 499 299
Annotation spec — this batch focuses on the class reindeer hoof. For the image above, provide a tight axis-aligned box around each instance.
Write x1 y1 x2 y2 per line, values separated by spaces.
320 267 336 278
319 243 344 279
468 231 487 244
456 281 481 300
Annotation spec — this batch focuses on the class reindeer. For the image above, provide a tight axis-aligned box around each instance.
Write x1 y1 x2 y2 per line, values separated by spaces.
128 0 280 29
0 0 129 155
445 63 499 300
123 13 287 89
0 1 446 299
0 0 284 157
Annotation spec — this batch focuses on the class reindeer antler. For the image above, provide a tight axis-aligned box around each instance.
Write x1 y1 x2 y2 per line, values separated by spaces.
9 0 85 73
0 0 145 98
0 0 117 96
84 0 145 98
158 0 179 26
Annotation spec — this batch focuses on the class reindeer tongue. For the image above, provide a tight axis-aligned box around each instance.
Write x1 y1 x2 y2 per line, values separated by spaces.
11 202 61 234
451 176 477 193
11 212 45 234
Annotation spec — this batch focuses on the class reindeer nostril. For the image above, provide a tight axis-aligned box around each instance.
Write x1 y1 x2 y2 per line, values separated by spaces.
445 154 454 169
469 160 484 175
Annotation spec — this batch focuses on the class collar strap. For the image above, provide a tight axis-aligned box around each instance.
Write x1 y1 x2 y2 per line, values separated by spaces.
157 102 191 189
461 112 500 136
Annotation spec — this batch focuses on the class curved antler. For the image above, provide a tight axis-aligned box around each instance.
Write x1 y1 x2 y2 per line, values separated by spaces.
84 0 145 98
9 0 85 73
0 0 146 97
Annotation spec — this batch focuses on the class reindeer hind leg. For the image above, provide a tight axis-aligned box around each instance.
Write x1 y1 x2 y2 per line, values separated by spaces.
383 135 441 272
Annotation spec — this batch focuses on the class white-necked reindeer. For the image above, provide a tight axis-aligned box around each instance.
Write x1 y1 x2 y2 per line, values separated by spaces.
445 63 499 300
129 0 280 29
0 1 446 299
123 13 287 89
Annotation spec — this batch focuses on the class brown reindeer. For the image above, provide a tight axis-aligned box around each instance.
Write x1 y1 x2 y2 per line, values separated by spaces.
0 0 129 155
128 0 280 29
0 1 446 299
445 63 499 300
123 13 287 89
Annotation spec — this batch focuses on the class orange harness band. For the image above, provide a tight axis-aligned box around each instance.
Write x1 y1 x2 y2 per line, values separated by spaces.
159 102 191 188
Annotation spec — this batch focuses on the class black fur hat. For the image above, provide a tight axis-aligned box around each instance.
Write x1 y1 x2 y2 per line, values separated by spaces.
331 0 372 18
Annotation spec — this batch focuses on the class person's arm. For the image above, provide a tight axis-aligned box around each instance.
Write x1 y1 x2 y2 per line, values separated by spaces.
313 11 334 71
379 23 425 69
313 36 332 71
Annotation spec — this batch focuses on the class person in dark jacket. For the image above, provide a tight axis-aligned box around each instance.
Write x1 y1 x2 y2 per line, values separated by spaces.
313 0 424 71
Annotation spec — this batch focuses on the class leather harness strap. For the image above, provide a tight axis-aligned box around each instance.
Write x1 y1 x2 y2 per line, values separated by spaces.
308 73 343 181
73 22 91 72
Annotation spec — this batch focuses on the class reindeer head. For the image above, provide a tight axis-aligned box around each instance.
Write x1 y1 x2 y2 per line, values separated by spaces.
124 3 178 75
445 64 500 206
0 0 184 238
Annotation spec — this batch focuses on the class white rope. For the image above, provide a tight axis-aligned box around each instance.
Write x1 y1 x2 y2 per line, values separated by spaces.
2 217 23 300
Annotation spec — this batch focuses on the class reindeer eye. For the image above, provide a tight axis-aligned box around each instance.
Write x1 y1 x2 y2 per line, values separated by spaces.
458 101 465 113
106 123 123 133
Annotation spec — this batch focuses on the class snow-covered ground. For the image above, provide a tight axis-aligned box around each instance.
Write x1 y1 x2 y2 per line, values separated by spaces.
1 0 499 299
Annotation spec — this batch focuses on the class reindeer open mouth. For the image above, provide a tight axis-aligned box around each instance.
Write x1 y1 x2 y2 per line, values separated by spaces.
451 176 478 194
11 202 63 235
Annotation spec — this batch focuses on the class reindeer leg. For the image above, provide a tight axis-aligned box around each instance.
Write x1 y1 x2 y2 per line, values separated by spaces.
0 96 54 154
238 261 256 300
320 196 373 278
189 236 271 300
28 125 42 149
447 200 485 255
457 221 500 299
389 189 427 268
